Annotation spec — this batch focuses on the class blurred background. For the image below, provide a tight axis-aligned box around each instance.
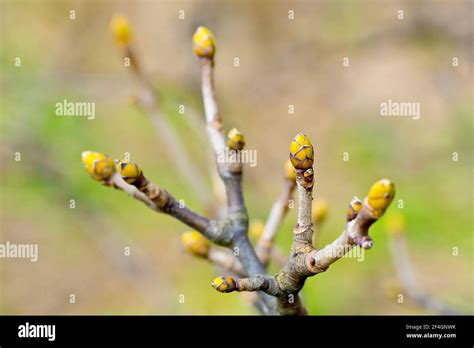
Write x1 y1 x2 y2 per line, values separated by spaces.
0 0 472 315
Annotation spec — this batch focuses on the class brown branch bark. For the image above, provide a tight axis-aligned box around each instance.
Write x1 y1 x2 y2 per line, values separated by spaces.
256 177 296 266
208 247 244 276
109 172 222 242
120 44 210 204
197 54 277 314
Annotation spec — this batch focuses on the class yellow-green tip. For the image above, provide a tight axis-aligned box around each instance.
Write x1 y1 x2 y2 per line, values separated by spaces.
211 276 237 293
81 151 115 182
312 198 329 224
116 160 142 185
249 220 265 239
367 179 396 212
303 168 314 182
110 14 132 46
289 133 314 170
346 196 362 222
193 26 215 60
226 128 245 151
181 231 210 258
386 213 406 236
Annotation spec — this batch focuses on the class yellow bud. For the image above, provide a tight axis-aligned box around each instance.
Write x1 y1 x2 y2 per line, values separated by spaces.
110 15 132 46
81 151 115 182
367 179 395 211
117 160 142 185
386 213 406 236
384 280 403 299
346 196 362 222
289 133 314 170
249 220 265 239
181 231 210 257
312 198 328 224
284 159 296 181
226 128 245 151
192 26 216 60
211 276 236 293
303 168 314 182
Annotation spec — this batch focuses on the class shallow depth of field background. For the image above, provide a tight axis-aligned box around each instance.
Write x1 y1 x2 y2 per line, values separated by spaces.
0 0 472 314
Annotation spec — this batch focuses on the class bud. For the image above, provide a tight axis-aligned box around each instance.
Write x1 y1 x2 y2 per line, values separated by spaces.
181 231 210 257
384 280 403 299
116 160 142 185
386 213 406 236
358 235 373 249
211 276 237 293
226 128 245 151
284 159 296 181
192 26 216 60
81 151 115 182
289 133 314 170
249 220 265 239
110 15 132 46
303 168 314 183
312 198 328 224
346 196 362 222
367 179 395 211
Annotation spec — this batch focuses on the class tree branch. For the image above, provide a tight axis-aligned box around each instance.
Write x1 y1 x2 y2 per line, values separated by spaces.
256 160 296 266
212 274 280 295
308 197 377 272
212 134 396 315
110 15 209 204
200 61 226 157
82 152 224 244
386 216 463 315
180 230 244 276
193 26 277 314
208 247 244 276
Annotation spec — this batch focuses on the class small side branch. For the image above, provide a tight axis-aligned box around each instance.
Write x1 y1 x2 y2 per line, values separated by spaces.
212 275 280 296
200 61 226 157
387 218 464 315
193 27 276 314
308 198 376 273
180 230 244 276
110 15 209 203
82 152 223 244
256 161 296 266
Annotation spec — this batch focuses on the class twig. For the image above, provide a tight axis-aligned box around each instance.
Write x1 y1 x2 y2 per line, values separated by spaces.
193 26 277 314
208 247 244 276
82 153 219 241
110 15 209 204
386 218 463 315
181 231 244 276
256 160 296 266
